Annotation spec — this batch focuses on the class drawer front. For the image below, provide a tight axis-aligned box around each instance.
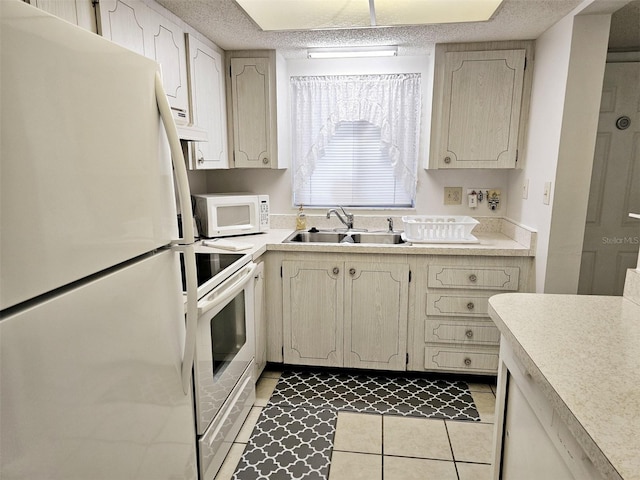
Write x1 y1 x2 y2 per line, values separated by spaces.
428 266 520 290
425 346 499 374
426 320 500 345
426 293 491 317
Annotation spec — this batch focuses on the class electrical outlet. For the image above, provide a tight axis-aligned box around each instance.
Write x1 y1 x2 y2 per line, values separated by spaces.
444 187 462 205
522 179 529 199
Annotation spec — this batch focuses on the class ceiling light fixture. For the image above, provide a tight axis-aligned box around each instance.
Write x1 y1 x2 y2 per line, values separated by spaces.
235 0 504 31
307 46 398 59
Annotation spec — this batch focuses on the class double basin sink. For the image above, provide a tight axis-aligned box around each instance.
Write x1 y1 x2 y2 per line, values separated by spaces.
284 229 406 245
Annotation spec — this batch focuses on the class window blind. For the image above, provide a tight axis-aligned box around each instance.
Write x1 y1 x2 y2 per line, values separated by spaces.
294 120 412 207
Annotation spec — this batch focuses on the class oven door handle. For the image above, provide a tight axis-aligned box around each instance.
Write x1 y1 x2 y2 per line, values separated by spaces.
198 262 257 316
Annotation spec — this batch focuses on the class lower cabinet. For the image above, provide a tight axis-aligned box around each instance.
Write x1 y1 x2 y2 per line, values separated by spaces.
281 255 409 371
253 260 266 380
265 252 533 376
410 256 532 375
493 341 604 479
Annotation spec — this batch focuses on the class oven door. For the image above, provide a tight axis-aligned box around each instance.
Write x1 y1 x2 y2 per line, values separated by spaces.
193 261 257 435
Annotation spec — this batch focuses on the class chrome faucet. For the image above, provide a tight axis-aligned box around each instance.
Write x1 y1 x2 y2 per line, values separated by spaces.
326 206 354 230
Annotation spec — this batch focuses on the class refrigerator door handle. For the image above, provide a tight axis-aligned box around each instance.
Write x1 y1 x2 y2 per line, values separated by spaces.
155 72 195 245
176 244 198 395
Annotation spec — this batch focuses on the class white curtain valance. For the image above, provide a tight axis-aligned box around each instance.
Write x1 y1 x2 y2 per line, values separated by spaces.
291 73 422 198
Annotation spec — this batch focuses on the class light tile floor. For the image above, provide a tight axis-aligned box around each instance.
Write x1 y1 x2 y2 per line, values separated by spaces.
215 369 496 480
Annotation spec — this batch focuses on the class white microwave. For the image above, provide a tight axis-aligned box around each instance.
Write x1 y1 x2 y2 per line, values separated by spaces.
193 193 270 238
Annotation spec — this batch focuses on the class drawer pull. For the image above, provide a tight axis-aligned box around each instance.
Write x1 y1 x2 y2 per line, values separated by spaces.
467 302 475 311
332 267 340 275
464 357 472 366
468 274 477 283
465 329 474 338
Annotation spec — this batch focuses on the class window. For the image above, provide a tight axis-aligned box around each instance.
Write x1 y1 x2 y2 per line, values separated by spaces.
291 74 421 208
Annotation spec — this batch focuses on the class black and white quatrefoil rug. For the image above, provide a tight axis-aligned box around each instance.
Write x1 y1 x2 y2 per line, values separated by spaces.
232 369 479 480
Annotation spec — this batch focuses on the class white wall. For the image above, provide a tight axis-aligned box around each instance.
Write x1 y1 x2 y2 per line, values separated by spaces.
507 2 612 293
207 51 509 218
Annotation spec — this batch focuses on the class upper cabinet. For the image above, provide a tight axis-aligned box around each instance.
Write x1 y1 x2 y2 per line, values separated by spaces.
226 51 289 169
97 0 190 124
429 42 534 169
28 0 97 32
185 34 228 169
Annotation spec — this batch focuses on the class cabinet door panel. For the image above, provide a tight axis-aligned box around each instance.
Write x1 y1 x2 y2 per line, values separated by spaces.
98 1 189 120
31 0 96 32
426 319 500 345
186 34 228 169
282 261 343 367
344 262 409 371
98 0 147 56
428 265 520 290
149 11 189 119
424 346 499 373
440 49 525 168
427 293 492 317
231 57 271 167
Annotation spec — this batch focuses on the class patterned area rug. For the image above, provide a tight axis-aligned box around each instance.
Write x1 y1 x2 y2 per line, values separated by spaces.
232 369 479 480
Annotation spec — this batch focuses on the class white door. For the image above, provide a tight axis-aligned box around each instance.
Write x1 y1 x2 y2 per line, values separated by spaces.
579 62 640 295
0 250 197 479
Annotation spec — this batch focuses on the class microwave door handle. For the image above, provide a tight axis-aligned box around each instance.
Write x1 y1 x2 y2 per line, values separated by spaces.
198 263 257 316
175 244 198 395
155 71 194 245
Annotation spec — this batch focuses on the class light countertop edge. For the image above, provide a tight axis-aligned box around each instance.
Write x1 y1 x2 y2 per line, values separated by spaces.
489 293 640 480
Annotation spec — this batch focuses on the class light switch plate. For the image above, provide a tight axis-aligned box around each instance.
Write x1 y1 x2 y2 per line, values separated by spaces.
522 179 529 199
444 187 462 205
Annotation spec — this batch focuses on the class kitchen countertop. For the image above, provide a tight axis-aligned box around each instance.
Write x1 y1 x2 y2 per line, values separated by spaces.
195 228 535 259
488 283 640 480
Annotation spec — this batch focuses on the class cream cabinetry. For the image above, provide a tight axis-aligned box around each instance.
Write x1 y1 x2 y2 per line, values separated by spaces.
429 42 533 169
28 0 97 32
281 254 409 371
185 34 228 169
411 257 531 375
282 259 344 368
97 0 190 123
253 260 266 380
226 51 288 169
493 341 604 480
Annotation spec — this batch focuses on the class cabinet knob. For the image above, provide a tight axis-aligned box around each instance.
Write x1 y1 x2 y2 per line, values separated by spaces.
465 329 474 338
444 156 451 164
197 156 204 164
332 267 340 275
349 268 356 276
262 157 269 165
467 302 475 311
464 357 472 366
468 274 477 283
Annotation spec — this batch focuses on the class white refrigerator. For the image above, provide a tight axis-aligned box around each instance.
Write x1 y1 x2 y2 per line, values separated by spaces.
1 1 199 478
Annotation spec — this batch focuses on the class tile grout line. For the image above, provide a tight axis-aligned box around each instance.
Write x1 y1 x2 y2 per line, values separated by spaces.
444 419 462 480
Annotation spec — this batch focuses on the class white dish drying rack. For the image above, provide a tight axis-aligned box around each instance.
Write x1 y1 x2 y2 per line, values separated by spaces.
401 216 479 243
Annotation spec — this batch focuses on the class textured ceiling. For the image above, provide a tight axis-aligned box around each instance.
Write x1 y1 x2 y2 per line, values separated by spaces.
156 0 639 56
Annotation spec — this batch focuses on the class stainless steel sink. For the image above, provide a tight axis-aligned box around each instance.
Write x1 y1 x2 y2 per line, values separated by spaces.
284 230 406 245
